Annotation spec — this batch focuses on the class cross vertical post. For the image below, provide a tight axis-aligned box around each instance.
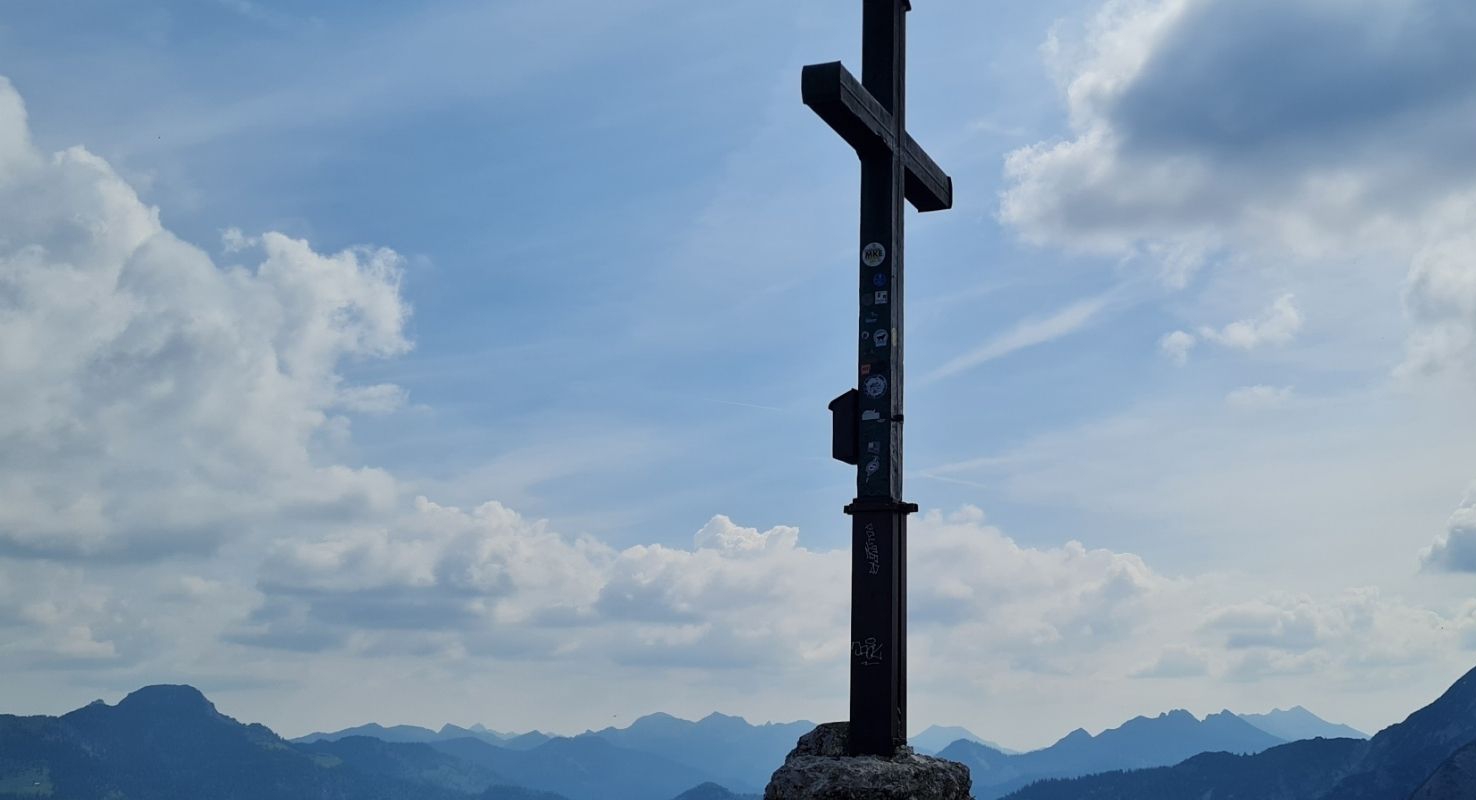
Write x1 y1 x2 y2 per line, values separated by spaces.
804 0 952 758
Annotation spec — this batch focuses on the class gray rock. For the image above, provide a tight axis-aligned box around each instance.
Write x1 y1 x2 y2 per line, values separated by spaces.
764 722 972 800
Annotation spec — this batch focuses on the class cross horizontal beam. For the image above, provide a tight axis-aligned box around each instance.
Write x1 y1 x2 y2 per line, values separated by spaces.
801 60 953 213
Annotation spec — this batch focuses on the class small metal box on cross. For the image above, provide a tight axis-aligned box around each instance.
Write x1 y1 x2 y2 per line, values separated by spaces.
802 0 953 758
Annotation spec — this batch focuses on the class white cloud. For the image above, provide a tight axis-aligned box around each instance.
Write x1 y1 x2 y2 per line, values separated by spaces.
334 383 409 414
1203 588 1464 673
928 295 1110 380
1198 294 1302 350
232 500 1474 710
238 505 1172 673
0 77 409 559
1157 294 1301 365
1421 484 1476 573
999 0 1476 591
1159 329 1196 365
1003 0 1476 371
1401 231 1476 376
220 227 253 254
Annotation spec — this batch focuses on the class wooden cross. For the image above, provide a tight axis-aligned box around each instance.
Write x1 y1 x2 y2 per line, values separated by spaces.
804 0 953 758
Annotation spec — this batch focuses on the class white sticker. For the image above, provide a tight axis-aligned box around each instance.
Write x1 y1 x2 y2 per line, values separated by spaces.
873 330 889 348
875 291 889 305
862 410 883 422
862 242 887 268
863 374 888 398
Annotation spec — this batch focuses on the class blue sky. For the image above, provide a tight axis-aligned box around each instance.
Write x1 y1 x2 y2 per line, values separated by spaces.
2 0 1475 750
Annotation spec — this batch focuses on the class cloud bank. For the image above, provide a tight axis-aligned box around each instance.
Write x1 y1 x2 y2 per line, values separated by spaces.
1003 0 1476 376
0 78 408 560
1000 0 1476 577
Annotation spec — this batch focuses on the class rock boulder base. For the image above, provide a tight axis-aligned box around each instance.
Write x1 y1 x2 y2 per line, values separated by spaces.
764 722 972 800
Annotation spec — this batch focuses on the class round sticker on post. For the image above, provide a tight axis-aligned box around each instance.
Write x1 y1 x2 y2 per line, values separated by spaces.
863 374 888 399
862 242 887 268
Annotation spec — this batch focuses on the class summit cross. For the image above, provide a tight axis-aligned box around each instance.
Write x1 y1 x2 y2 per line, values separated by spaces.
804 0 953 758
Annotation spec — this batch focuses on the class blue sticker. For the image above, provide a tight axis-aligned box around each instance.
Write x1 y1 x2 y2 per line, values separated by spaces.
863 374 888 398
873 273 888 288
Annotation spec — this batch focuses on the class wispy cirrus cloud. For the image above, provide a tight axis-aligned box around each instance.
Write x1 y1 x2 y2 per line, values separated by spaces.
926 294 1112 381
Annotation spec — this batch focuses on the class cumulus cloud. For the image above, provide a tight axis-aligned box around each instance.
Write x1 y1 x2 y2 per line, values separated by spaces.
1198 294 1302 350
1004 0 1476 373
1421 485 1476 573
1202 588 1460 671
0 564 136 667
231 501 1476 696
236 500 1388 702
1159 294 1302 364
1004 0 1476 254
1401 232 1476 376
0 77 409 559
235 505 1174 673
1159 330 1195 365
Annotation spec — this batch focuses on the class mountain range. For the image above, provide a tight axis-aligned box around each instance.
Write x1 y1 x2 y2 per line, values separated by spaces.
0 688 788 800
0 678 1444 800
1238 706 1367 742
297 709 812 793
942 706 1290 799
1005 664 1476 800
296 722 553 750
911 725 1021 756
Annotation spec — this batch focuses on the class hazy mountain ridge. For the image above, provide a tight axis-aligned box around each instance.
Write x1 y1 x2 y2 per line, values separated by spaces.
427 733 721 800
0 685 471 800
912 725 1020 755
296 722 552 750
668 782 762 800
1239 706 1368 741
941 706 1287 799
1003 736 1367 800
297 735 509 793
304 708 815 793
0 681 1449 800
585 711 814 792
0 687 736 800
1006 665 1476 800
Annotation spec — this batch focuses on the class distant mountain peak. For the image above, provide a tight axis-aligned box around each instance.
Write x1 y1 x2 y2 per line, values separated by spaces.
699 711 746 724
909 725 1019 756
1238 706 1368 741
1057 727 1092 744
116 684 217 713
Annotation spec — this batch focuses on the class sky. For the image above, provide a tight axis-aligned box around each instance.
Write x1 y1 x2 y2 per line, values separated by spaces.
1 0 1475 751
